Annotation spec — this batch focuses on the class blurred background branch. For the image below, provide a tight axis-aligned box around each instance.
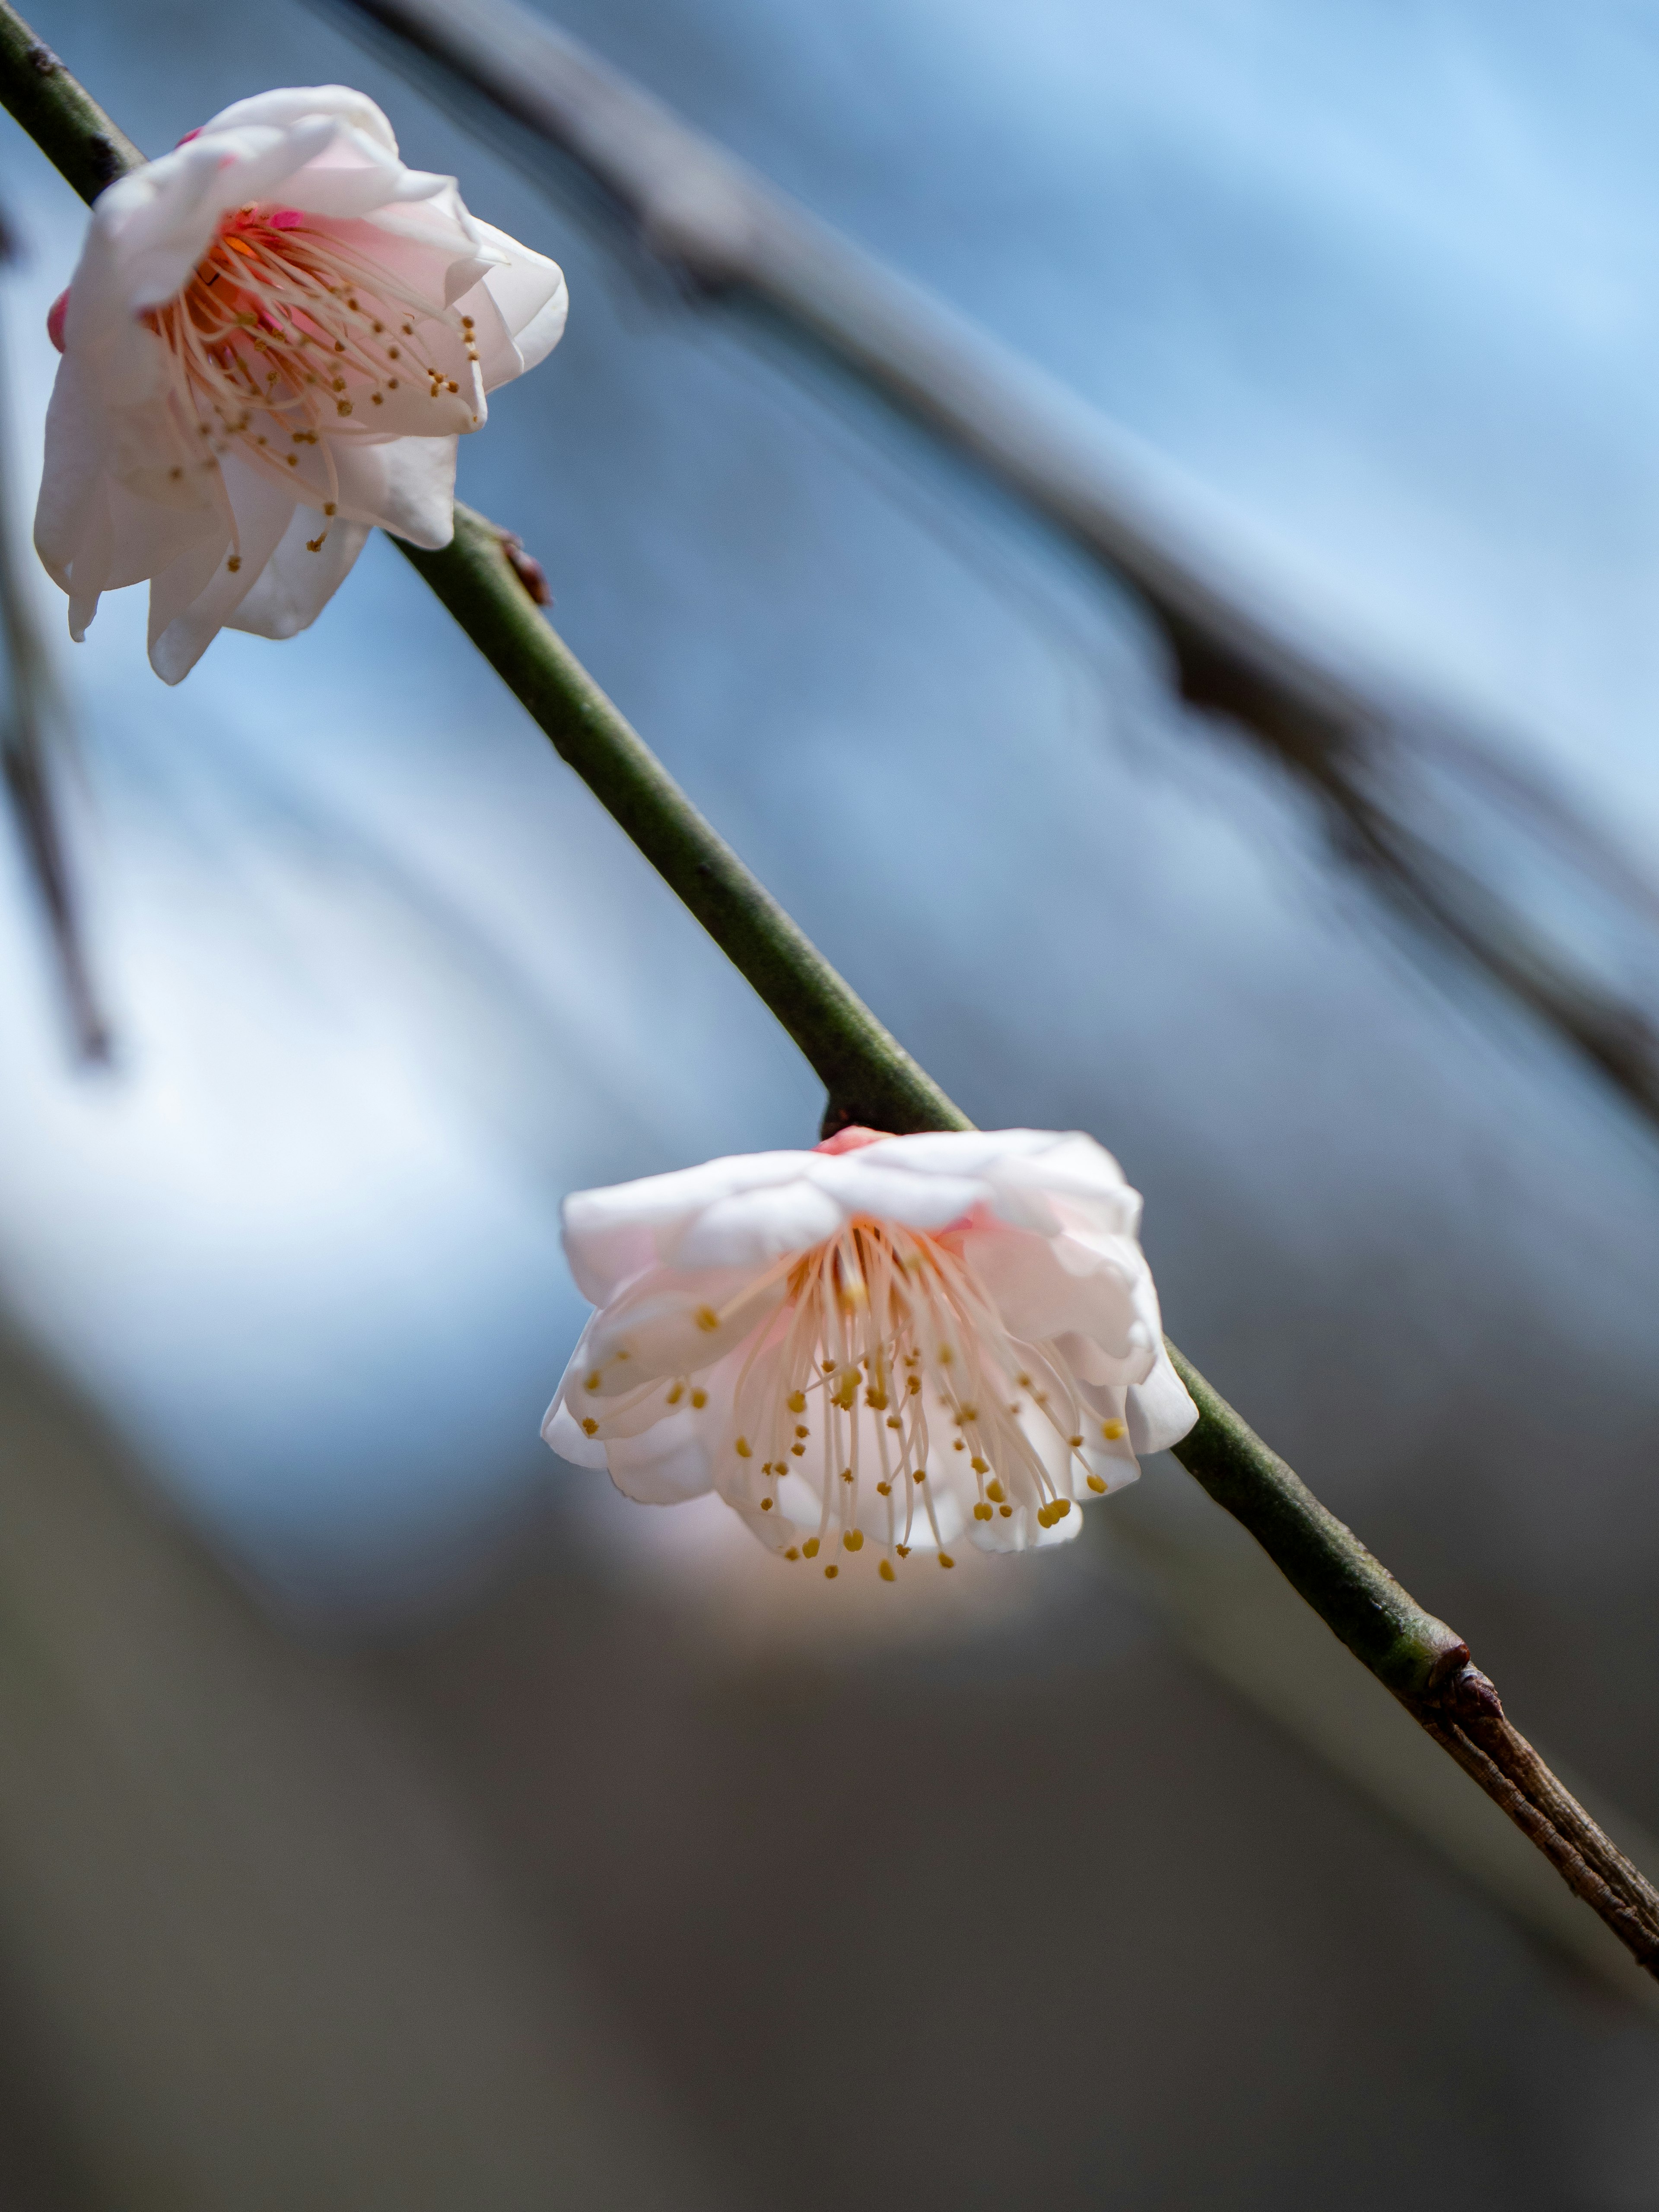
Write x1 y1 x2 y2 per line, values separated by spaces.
322 0 1659 1139
0 197 107 1063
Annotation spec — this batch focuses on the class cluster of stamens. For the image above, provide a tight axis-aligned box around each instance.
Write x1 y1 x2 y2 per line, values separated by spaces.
145 204 483 562
576 1220 1129 1584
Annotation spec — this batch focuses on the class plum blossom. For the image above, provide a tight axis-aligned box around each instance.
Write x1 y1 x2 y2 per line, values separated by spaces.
35 86 568 683
543 1127 1198 1580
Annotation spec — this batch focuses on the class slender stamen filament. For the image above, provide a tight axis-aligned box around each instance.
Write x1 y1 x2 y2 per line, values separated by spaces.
734 1219 1117 1561
143 205 481 533
569 1215 1133 1571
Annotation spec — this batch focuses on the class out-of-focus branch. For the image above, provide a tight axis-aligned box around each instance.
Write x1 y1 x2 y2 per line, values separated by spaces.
325 0 1659 1132
0 195 107 1062
407 507 1659 1985
5 2 1659 1986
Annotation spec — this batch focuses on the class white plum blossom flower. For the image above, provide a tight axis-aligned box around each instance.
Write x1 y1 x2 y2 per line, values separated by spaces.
543 1127 1198 1581
35 85 568 683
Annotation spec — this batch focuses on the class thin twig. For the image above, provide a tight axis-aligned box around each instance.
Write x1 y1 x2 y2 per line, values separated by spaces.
3 5 1658 1979
322 0 1659 1135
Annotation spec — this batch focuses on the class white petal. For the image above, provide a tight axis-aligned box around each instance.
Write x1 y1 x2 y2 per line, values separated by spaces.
322 434 457 546
584 1265 785 1389
147 452 296 682
541 1397 608 1468
457 221 569 384
668 1180 849 1271
1125 1346 1199 1455
963 1223 1153 1363
34 353 114 589
197 86 401 153
603 1416 716 1504
224 510 371 642
810 1153 988 1232
561 1150 817 1303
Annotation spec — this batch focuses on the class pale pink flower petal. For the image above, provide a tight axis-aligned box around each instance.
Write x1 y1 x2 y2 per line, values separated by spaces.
35 84 567 682
544 1129 1198 1581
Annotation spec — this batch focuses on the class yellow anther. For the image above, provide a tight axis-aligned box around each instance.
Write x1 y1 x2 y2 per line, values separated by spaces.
912 1467 927 1482
803 1538 820 1558
334 400 352 416
666 1383 685 1405
785 1547 800 1561
865 1388 888 1410
791 1443 806 1457
1017 1372 1032 1388
694 1305 720 1332
1068 1434 1084 1449
1087 1475 1107 1494
787 1390 807 1413
581 1417 598 1436
1054 1498 1071 1517
1101 1419 1125 1441
584 1371 601 1392
999 1504 1013 1517
226 555 242 573
939 1553 956 1570
875 1481 891 1496
986 1480 1005 1503
952 1439 965 1452
822 1360 836 1373
735 1438 752 1459
886 1415 902 1430
760 1497 773 1510
906 1374 922 1395
323 502 337 516
938 1346 954 1366
824 1564 838 1579
843 1530 863 1552
973 1503 993 1522
306 534 327 551
879 1559 896 1582
795 1425 810 1439
1036 1503 1055 1528
690 1388 707 1409
896 1544 911 1558
840 1468 854 1484
970 1456 989 1475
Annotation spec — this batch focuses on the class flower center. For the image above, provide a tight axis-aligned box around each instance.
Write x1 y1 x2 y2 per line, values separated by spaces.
143 204 483 543
580 1218 1129 1582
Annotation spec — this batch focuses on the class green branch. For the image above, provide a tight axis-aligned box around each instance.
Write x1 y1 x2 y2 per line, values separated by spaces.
5 0 1658 1979
399 509 961 1138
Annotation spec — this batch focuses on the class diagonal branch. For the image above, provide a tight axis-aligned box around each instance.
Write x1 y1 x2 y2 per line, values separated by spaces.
3 3 1657 1980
